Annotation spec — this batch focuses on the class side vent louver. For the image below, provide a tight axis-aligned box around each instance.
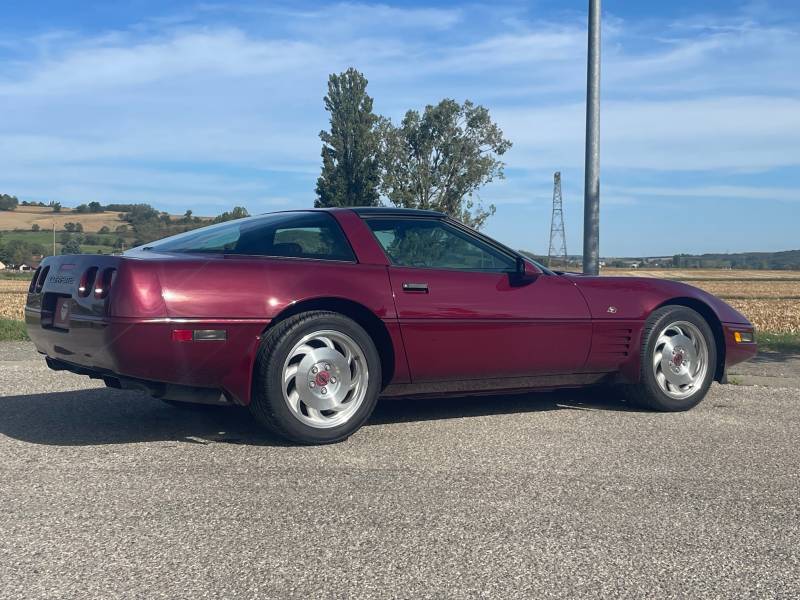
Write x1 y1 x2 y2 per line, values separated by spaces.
595 327 633 358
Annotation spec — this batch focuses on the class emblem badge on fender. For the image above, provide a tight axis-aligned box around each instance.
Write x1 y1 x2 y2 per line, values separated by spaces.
607 306 618 314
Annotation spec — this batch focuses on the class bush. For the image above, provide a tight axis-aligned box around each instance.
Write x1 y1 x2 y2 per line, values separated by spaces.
61 239 82 255
0 194 19 211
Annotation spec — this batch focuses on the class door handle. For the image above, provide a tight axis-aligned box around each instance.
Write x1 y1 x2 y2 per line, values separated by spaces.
402 282 429 293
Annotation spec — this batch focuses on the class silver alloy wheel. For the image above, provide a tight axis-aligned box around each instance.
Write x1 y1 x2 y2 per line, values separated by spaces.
281 329 369 429
652 320 709 400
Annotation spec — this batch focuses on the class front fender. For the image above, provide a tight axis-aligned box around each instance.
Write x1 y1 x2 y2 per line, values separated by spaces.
570 275 751 326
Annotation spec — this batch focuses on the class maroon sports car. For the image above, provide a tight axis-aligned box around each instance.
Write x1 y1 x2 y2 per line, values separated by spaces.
26 208 757 444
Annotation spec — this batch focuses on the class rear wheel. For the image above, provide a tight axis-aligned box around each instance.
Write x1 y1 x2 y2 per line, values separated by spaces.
250 311 381 444
627 306 717 411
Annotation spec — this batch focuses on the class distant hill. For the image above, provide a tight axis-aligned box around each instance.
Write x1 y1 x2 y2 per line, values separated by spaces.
0 206 127 233
520 249 800 271
0 204 217 261
672 250 800 270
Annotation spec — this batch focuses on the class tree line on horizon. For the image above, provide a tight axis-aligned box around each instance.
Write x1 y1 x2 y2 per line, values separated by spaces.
314 68 511 230
0 201 250 263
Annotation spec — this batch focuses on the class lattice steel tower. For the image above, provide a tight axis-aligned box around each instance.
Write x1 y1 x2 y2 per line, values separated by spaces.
547 171 568 268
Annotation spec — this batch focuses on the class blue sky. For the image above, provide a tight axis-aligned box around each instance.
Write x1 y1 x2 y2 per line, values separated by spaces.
1 1 799 256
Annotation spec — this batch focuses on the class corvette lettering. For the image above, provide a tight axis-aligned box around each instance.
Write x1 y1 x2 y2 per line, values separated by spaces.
48 275 75 286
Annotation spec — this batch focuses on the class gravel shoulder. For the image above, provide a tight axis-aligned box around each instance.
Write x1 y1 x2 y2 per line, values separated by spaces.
1 342 798 599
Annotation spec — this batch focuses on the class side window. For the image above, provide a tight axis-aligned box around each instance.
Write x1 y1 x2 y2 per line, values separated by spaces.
365 218 516 271
146 212 355 262
272 226 346 258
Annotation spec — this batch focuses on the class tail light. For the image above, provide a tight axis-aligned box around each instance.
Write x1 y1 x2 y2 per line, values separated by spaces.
29 267 42 293
34 266 50 293
94 267 117 299
79 267 98 297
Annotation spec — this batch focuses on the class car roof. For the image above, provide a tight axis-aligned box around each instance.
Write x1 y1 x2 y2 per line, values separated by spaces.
348 207 446 218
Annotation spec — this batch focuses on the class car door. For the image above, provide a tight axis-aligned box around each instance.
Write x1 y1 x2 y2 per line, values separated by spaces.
364 217 592 383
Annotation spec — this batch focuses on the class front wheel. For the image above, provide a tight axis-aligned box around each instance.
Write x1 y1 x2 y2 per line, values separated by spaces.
627 306 717 411
250 311 382 444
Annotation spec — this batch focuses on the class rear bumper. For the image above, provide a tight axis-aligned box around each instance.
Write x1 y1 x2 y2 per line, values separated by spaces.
44 355 231 404
26 308 266 405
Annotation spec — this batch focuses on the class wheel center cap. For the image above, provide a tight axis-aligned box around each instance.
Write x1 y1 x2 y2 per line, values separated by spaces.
672 352 685 367
315 371 331 387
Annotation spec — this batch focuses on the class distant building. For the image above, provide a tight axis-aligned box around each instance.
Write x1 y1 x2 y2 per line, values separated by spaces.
17 261 40 272
0 261 6 270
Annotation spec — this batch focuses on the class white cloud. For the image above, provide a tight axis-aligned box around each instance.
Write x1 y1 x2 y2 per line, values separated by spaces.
0 1 798 222
606 184 800 203
0 29 324 96
497 96 800 171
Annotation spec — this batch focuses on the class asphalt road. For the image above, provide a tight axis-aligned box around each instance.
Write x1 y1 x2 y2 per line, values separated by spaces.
1 341 798 599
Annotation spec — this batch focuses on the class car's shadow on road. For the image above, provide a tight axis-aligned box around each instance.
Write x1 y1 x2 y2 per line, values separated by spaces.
0 386 640 447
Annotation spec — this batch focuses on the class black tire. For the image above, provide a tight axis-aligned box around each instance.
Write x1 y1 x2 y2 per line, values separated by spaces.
250 310 382 444
626 305 717 412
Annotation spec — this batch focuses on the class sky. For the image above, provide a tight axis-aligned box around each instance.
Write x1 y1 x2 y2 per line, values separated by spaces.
1 0 799 256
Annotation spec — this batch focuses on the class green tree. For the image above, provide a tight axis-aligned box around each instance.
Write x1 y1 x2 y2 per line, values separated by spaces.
98 226 110 234
61 238 82 255
29 242 46 257
50 201 62 212
1 239 36 264
379 99 511 230
0 194 19 211
213 206 250 224
123 204 160 225
31 224 40 232
88 201 103 213
315 68 381 208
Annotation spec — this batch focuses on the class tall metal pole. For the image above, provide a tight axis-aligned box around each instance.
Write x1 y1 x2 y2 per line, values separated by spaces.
582 0 601 275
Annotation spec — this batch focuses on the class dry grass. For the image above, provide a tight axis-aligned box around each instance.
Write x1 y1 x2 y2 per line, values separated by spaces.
0 280 30 320
0 280 31 292
0 206 128 233
0 292 26 320
603 268 800 281
725 300 800 335
683 281 800 300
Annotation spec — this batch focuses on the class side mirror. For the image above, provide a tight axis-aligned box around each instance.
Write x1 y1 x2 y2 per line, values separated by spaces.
510 257 540 286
